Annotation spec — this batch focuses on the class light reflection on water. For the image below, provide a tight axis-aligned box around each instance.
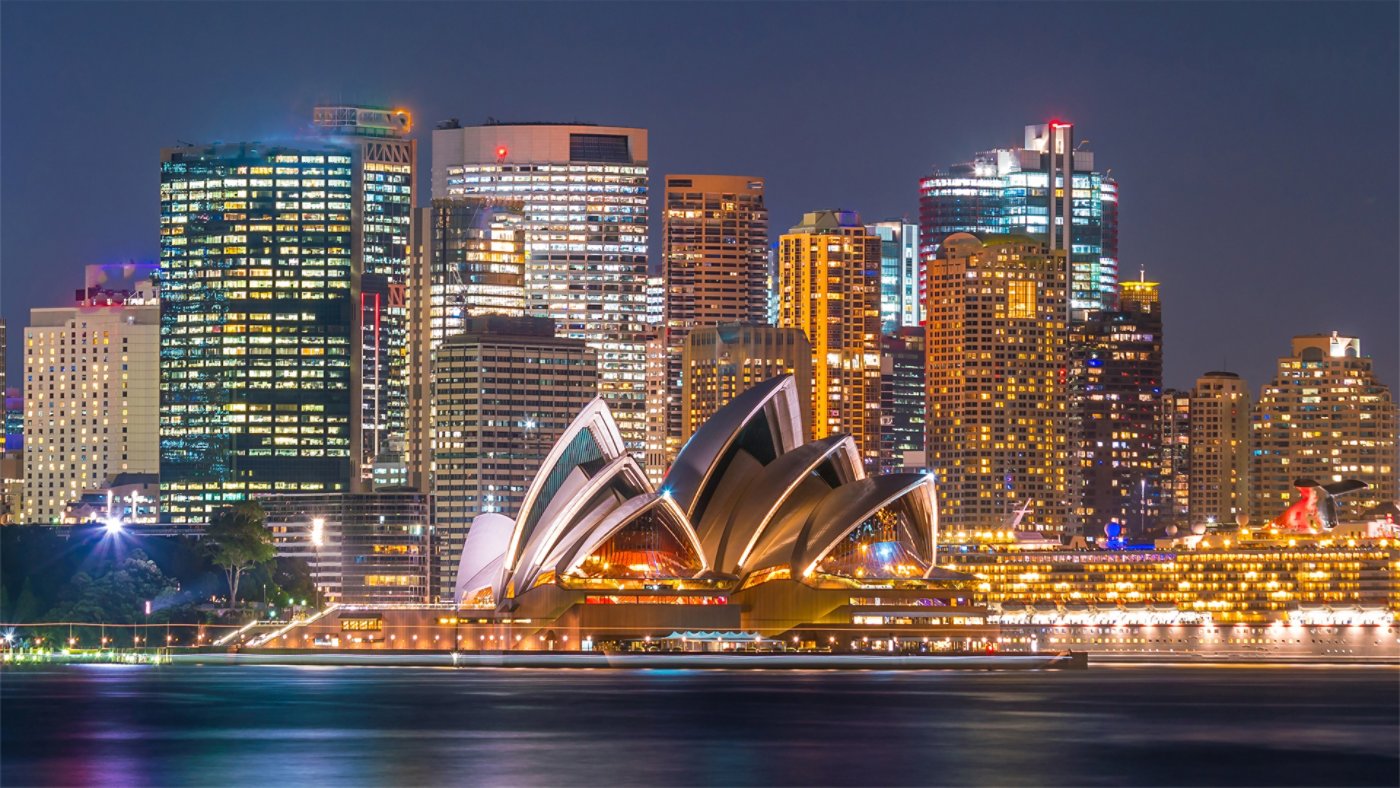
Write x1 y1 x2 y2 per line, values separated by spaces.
3 664 1396 787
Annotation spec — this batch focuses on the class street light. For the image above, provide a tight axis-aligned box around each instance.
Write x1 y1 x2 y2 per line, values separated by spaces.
311 517 325 609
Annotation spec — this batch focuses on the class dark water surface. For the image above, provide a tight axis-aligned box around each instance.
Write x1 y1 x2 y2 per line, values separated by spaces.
2 664 1396 787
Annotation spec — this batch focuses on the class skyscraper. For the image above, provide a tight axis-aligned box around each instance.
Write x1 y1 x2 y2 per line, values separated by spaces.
681 323 812 442
429 315 596 602
1188 371 1251 526
650 175 769 477
407 198 526 489
1160 388 1192 526
433 121 649 454
1070 276 1163 536
867 220 920 332
160 105 414 522
777 211 882 466
925 233 1070 531
879 326 927 474
919 122 1118 316
23 266 159 523
1251 333 1397 523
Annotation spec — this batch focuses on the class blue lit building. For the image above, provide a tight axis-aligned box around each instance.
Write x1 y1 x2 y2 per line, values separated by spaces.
867 220 919 332
159 105 415 522
919 122 1118 317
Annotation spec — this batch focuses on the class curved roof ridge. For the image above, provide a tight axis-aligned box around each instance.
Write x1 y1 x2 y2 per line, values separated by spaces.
664 375 803 520
716 435 863 573
512 454 651 596
793 473 936 579
505 397 630 576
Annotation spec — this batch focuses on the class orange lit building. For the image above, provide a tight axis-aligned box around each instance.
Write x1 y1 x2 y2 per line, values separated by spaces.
777 211 882 467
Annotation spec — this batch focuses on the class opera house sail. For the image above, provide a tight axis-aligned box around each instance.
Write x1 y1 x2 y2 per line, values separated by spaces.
440 375 972 642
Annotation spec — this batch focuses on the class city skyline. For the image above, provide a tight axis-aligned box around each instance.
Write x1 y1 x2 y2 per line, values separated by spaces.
2 3 1397 397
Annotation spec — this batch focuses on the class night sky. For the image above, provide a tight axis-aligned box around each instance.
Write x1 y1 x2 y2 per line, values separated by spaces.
2 2 1396 395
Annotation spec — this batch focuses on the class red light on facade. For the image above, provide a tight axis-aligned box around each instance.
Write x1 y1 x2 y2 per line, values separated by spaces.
495 145 508 159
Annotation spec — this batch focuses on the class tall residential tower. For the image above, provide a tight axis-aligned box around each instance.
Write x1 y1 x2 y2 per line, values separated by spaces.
647 175 769 478
1251 333 1397 523
777 210 882 466
925 233 1070 530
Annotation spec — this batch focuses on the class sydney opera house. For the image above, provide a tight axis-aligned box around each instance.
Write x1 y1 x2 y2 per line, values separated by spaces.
265 376 984 651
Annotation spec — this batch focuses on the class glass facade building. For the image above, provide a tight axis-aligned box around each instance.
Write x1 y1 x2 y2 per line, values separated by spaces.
433 123 649 455
878 326 926 474
159 106 414 522
919 123 1118 317
867 220 919 332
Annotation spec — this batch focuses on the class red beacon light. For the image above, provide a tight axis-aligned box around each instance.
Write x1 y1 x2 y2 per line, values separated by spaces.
495 145 508 159
1049 119 1072 129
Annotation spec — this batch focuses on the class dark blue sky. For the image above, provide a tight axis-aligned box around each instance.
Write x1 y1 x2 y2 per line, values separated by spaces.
3 2 1396 393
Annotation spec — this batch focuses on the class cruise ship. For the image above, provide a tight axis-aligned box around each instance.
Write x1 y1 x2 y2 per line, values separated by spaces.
941 522 1399 662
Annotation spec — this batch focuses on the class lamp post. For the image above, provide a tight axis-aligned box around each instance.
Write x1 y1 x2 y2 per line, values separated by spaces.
311 517 325 609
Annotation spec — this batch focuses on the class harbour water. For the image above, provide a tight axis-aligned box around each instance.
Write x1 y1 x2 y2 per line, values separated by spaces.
2 664 1396 786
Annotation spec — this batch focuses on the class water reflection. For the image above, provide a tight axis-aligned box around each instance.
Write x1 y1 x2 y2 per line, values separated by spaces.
3 665 1396 786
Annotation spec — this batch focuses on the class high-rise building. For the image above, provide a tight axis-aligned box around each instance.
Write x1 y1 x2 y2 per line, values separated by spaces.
407 198 526 489
1070 276 1163 536
23 266 160 523
1251 333 1398 523
430 315 596 602
879 326 927 474
925 233 1070 531
261 491 433 606
160 105 415 522
867 220 920 332
777 210 882 466
681 323 812 442
1188 371 1251 526
919 122 1118 316
1160 388 1192 526
649 175 769 478
433 122 649 454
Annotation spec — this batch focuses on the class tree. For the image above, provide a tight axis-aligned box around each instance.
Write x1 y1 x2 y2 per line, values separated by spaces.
204 502 276 607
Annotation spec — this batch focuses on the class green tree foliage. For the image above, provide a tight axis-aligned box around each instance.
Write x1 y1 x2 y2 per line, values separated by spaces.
48 550 176 625
204 502 277 606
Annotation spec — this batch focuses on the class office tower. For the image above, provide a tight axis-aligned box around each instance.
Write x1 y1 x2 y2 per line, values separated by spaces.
1070 276 1164 536
650 175 769 477
777 210 882 466
160 105 415 522
919 121 1118 316
1160 388 1192 526
925 233 1070 531
867 220 920 332
879 327 927 474
1252 333 1398 522
3 390 17 450
1188 371 1251 526
433 121 649 454
645 276 665 327
407 198 526 489
430 315 596 602
261 492 432 606
681 323 812 441
23 266 159 523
